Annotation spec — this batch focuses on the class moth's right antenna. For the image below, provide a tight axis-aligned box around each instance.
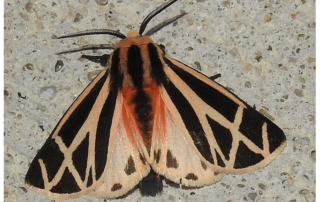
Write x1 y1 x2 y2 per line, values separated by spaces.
139 0 178 35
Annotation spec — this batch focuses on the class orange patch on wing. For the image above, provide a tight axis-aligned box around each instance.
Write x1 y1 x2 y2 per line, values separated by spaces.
121 82 161 150
142 82 161 150
121 96 140 146
151 86 167 144
121 87 140 146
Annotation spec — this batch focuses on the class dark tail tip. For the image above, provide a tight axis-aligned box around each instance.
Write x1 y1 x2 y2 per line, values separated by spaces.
139 170 163 197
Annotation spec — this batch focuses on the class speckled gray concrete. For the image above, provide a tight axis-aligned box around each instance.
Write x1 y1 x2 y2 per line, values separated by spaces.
4 0 315 202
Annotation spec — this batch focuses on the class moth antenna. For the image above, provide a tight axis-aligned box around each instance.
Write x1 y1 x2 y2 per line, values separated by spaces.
144 11 186 36
139 0 178 35
56 44 114 55
57 29 126 39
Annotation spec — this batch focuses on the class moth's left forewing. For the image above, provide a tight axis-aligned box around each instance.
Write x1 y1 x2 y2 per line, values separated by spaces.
162 57 286 174
25 67 113 199
26 61 150 199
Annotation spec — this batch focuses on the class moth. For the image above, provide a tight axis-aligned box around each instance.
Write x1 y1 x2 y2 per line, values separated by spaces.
25 0 286 199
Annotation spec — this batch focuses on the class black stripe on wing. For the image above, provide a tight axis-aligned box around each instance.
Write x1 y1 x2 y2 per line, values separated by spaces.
164 58 239 123
95 89 118 179
164 58 286 169
162 80 215 164
239 107 286 153
25 69 113 192
58 70 110 148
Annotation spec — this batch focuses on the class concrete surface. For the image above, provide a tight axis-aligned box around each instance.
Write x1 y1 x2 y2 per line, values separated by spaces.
4 0 315 201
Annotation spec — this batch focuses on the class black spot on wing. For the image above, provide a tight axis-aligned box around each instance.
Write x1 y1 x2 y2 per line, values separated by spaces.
95 90 118 179
110 48 123 91
215 149 226 167
50 167 80 193
185 173 198 181
239 108 264 150
127 45 143 88
266 121 286 153
154 149 161 164
163 80 214 164
201 161 207 170
239 101 285 153
206 115 233 161
166 150 178 169
111 183 122 192
25 157 45 189
72 132 89 181
25 138 65 188
139 153 147 165
124 156 136 175
57 69 109 148
164 58 239 123
148 43 167 85
139 170 163 196
87 167 93 187
234 141 264 169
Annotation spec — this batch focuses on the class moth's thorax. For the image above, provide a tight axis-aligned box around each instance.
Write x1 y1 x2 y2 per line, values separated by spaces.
115 31 154 48
113 32 164 89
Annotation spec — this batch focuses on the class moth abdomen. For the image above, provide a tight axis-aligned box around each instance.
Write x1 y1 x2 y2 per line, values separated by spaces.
122 83 158 151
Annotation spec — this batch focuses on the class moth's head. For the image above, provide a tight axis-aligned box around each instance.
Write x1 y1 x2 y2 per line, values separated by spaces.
115 31 154 49
127 31 140 38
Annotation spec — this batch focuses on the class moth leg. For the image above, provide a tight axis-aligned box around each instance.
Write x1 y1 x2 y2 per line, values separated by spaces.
158 44 166 52
57 44 114 55
209 73 221 81
81 54 110 67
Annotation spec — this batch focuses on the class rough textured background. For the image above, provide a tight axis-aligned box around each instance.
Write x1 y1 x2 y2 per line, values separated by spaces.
4 0 315 202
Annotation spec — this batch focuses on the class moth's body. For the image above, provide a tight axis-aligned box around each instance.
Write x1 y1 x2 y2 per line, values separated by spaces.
25 0 286 200
114 32 162 151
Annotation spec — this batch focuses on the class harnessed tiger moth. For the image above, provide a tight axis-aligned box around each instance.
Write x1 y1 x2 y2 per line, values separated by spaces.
25 0 286 199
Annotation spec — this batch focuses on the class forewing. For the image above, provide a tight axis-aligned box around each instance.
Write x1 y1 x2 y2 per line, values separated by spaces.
25 67 150 199
150 56 286 187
